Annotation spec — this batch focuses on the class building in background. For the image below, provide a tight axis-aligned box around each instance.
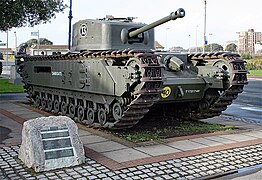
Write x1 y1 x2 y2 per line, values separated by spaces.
29 45 68 55
237 29 262 54
255 42 262 54
155 41 164 51
0 48 15 60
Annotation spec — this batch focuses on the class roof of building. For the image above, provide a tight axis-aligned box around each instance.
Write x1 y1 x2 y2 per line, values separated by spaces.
31 45 68 50
155 41 164 49
0 48 13 51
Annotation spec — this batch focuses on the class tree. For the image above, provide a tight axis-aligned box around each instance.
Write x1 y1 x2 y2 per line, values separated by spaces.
24 39 38 47
0 0 66 31
169 46 186 52
40 38 53 46
241 52 252 60
188 47 202 53
204 43 223 52
225 43 237 52
22 38 53 47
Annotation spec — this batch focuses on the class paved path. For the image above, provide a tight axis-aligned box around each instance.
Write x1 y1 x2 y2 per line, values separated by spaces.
0 100 262 179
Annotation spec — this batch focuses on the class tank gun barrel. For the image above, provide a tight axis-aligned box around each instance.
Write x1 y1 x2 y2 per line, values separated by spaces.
129 8 185 38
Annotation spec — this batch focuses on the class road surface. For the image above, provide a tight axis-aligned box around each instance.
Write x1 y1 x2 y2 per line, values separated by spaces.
223 80 262 123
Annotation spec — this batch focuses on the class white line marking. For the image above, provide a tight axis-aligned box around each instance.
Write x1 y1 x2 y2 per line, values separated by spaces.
240 107 262 112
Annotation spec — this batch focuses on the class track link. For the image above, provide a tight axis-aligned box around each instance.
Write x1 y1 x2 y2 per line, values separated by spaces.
189 52 248 120
112 53 164 129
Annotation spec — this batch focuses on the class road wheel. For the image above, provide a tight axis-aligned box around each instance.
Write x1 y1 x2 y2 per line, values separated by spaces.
77 106 85 122
98 108 107 126
46 98 53 111
112 102 122 121
68 103 75 119
53 99 60 113
41 98 47 110
85 108 95 125
61 101 68 115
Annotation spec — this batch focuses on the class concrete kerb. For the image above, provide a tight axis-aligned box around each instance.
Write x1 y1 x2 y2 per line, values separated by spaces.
248 76 262 81
101 138 262 171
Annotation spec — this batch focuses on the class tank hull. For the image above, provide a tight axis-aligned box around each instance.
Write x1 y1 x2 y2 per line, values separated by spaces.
17 51 248 129
18 50 164 129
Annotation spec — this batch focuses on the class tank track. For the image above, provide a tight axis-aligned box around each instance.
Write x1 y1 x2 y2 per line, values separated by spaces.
188 52 248 120
110 54 163 129
20 50 164 129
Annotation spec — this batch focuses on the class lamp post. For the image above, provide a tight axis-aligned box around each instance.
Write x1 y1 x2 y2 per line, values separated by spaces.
188 34 191 53
30 31 40 55
236 32 240 54
37 30 40 55
209 33 213 52
14 31 17 53
203 0 207 53
68 0 73 51
6 31 9 61
195 25 198 52
165 28 170 51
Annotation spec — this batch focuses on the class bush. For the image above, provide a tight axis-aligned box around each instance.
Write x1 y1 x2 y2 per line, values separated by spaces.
245 59 262 70
241 52 252 60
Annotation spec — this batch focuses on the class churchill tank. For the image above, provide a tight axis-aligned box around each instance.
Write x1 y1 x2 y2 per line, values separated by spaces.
17 8 248 129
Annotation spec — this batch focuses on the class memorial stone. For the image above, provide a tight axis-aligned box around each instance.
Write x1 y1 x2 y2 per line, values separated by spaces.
18 116 85 172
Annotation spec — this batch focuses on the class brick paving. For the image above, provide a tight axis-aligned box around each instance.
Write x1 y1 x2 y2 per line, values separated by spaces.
0 144 262 179
0 100 262 179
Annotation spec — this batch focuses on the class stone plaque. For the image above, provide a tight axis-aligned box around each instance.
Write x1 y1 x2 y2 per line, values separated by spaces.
18 116 85 172
41 127 74 160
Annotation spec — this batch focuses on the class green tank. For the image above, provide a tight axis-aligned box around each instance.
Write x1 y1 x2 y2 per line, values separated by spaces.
17 8 247 129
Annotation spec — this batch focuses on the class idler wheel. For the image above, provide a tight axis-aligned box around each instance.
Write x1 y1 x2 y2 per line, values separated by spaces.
77 106 85 121
46 98 53 111
53 99 60 113
112 102 122 121
199 100 210 113
212 59 232 81
86 108 95 124
61 101 68 115
68 103 76 119
98 108 107 126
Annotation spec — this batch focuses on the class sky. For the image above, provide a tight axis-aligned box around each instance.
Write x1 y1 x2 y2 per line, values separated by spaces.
0 0 261 50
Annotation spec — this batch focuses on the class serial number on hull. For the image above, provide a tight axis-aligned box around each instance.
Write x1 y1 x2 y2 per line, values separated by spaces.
51 72 63 76
185 89 200 93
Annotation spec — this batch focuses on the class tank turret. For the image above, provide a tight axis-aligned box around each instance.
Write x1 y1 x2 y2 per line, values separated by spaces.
72 8 185 52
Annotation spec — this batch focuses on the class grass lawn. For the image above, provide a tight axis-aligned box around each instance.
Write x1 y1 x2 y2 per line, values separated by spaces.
248 70 262 76
0 77 24 93
108 119 237 143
